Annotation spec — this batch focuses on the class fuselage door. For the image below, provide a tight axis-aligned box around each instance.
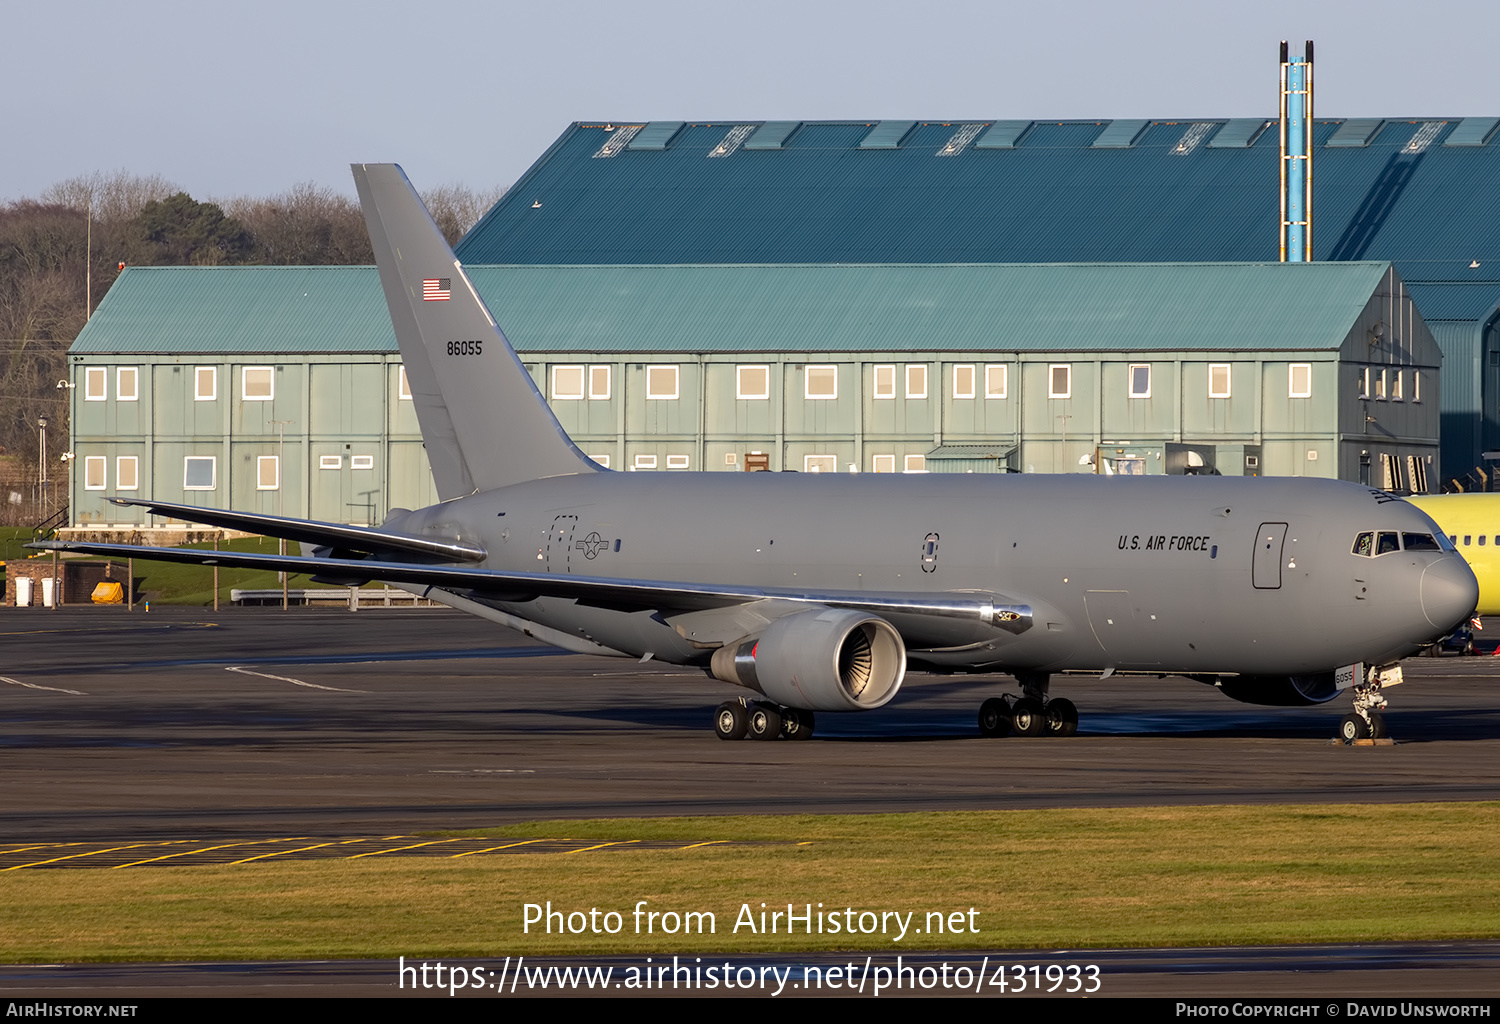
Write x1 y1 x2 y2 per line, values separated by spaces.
546 515 578 574
1253 522 1289 589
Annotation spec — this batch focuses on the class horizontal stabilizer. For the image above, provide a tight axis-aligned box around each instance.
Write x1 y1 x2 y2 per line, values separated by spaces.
101 497 485 563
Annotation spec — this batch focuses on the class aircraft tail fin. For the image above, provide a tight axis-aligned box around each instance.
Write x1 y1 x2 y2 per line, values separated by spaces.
352 163 600 498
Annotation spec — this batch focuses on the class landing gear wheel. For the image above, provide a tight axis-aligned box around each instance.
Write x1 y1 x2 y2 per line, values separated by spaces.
782 708 816 740
714 702 748 741
1044 698 1079 737
1368 712 1388 740
978 697 1012 738
1011 697 1047 737
748 704 783 741
1339 713 1370 744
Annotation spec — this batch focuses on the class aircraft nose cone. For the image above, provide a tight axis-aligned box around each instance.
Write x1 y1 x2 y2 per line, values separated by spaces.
1420 556 1480 631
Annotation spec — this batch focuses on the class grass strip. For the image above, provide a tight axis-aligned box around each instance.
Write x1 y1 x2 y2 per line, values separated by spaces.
3 803 1498 961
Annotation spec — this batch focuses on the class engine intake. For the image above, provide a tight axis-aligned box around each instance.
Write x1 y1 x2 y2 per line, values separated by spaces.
1210 672 1340 707
710 608 906 712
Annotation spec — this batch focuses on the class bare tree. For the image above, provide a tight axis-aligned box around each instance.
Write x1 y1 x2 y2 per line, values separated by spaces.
41 170 181 223
224 182 373 265
420 183 507 246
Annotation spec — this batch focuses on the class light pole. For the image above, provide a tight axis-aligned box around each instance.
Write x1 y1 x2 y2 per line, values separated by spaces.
38 416 48 514
270 419 294 610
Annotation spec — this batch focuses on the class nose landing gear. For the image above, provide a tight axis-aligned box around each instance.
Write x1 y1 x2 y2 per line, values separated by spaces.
1338 664 1397 745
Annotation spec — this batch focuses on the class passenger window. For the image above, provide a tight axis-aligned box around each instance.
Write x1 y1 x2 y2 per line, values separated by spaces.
1403 533 1441 551
1352 532 1373 556
1464 535 1472 546
1376 532 1400 555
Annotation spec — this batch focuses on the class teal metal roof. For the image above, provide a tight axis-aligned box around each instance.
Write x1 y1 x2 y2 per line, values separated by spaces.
455 118 1500 287
73 261 1396 357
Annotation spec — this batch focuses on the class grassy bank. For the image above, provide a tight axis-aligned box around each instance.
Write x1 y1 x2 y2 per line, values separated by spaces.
4 804 1498 961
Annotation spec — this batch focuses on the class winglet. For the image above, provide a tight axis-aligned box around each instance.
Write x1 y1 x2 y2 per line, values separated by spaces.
352 163 600 497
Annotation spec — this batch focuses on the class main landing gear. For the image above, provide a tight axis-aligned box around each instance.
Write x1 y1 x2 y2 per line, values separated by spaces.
978 672 1078 738
1338 664 1397 744
714 698 815 741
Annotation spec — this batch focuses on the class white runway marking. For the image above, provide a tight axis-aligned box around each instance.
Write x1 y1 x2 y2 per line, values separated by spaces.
1 676 85 695
224 667 365 693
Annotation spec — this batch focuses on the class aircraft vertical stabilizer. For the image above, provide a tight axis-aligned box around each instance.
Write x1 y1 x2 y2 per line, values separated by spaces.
352 163 600 497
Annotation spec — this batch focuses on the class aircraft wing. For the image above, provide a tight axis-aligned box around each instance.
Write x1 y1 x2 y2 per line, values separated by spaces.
95 497 486 563
27 538 1026 630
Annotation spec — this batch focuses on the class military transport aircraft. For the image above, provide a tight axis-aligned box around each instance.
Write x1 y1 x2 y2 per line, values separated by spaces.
35 164 1479 745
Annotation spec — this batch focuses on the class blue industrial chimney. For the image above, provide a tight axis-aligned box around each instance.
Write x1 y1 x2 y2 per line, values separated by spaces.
1280 40 1314 261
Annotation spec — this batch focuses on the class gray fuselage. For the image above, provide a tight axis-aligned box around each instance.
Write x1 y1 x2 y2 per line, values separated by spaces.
392 472 1476 678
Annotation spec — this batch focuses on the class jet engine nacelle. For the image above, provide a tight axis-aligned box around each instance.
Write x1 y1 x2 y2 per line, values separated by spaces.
709 608 906 712
1211 672 1340 707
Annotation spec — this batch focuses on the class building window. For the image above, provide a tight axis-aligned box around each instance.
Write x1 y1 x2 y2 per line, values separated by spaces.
351 455 374 470
985 364 1008 399
666 454 690 470
591 454 611 468
804 454 837 474
633 454 658 470
873 364 896 399
588 365 611 400
872 454 896 473
737 365 770 400
1359 367 1370 400
1375 368 1387 400
646 365 678 400
805 365 837 400
1289 363 1312 398
319 455 342 469
1129 364 1151 398
242 367 274 401
1208 363 1231 399
195 366 217 401
1049 364 1071 399
257 455 279 490
905 364 928 399
551 365 585 400
84 456 106 490
953 364 975 399
904 454 927 473
184 456 216 490
1392 369 1404 401
398 366 413 400
115 367 139 402
84 367 106 401
116 456 139 491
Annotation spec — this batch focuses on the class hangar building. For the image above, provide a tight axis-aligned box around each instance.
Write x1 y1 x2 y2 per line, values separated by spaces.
66 115 1492 527
67 259 1437 527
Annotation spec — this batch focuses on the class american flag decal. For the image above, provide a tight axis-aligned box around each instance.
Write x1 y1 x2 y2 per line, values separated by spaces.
422 278 451 301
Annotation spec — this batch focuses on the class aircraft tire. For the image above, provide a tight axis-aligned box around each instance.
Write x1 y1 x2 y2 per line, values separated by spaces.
1338 713 1369 744
1368 712 1388 740
749 704 783 741
782 708 816 740
1045 698 1079 737
978 698 1012 738
715 702 749 741
1011 697 1047 737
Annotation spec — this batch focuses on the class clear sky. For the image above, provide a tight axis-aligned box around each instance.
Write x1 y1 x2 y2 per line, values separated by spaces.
8 0 1499 202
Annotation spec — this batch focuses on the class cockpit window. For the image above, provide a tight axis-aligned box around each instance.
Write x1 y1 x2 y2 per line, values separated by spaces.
1376 532 1401 555
1352 532 1373 556
1403 532 1441 551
